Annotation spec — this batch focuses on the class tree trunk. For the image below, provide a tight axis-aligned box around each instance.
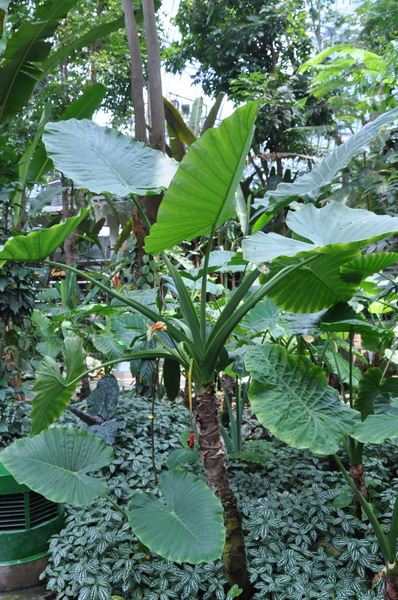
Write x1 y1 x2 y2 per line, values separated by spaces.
142 0 165 151
384 566 398 600
61 177 77 266
350 463 368 499
193 385 252 599
121 0 147 143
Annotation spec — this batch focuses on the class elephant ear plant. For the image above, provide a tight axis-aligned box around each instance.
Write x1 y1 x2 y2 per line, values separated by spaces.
1 102 398 599
241 204 398 599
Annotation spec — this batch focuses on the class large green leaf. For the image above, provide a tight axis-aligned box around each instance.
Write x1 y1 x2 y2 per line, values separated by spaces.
243 203 398 264
0 428 112 505
31 336 86 435
0 209 88 266
352 403 398 444
262 247 359 313
245 344 358 454
255 106 398 216
145 101 259 255
127 469 225 563
27 83 107 182
0 0 79 124
43 119 178 196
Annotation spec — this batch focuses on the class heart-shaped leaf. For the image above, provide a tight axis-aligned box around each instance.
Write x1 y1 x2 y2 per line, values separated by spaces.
43 119 178 196
246 344 358 454
243 203 398 264
127 469 225 563
0 428 113 505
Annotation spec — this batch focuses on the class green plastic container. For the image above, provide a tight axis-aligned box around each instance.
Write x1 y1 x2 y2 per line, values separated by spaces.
0 460 64 565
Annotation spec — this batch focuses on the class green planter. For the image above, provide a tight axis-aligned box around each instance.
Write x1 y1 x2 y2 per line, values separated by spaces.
0 460 64 565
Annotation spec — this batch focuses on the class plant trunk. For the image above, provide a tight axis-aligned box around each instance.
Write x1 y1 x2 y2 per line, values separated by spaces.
121 0 147 143
350 462 369 520
142 0 165 152
61 178 77 266
384 567 398 600
193 384 252 599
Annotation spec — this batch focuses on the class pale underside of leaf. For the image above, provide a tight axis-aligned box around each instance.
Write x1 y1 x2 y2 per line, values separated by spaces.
0 428 113 505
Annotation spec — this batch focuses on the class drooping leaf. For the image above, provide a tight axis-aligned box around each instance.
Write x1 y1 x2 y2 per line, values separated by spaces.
145 101 259 255
127 469 225 563
43 119 178 196
354 368 398 420
243 203 398 264
87 375 119 421
245 344 358 454
163 358 181 401
0 428 112 505
255 105 398 217
0 0 79 124
163 96 196 146
0 209 88 266
31 336 86 435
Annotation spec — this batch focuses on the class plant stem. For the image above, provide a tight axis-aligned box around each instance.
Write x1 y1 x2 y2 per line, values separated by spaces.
334 454 390 563
388 494 398 563
106 494 129 521
200 225 217 344
150 363 158 486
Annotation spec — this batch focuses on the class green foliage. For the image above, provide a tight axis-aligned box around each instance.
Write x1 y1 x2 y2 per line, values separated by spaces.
165 0 311 97
245 344 358 454
0 0 79 124
243 203 398 313
128 469 225 564
42 396 393 600
0 209 88 266
0 264 37 325
31 336 86 435
0 427 113 505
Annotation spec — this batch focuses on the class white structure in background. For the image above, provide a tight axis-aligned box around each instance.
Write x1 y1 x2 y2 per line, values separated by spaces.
333 0 362 15
160 0 233 126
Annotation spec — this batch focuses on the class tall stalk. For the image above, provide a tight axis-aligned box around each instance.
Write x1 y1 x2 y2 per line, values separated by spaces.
193 384 252 599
